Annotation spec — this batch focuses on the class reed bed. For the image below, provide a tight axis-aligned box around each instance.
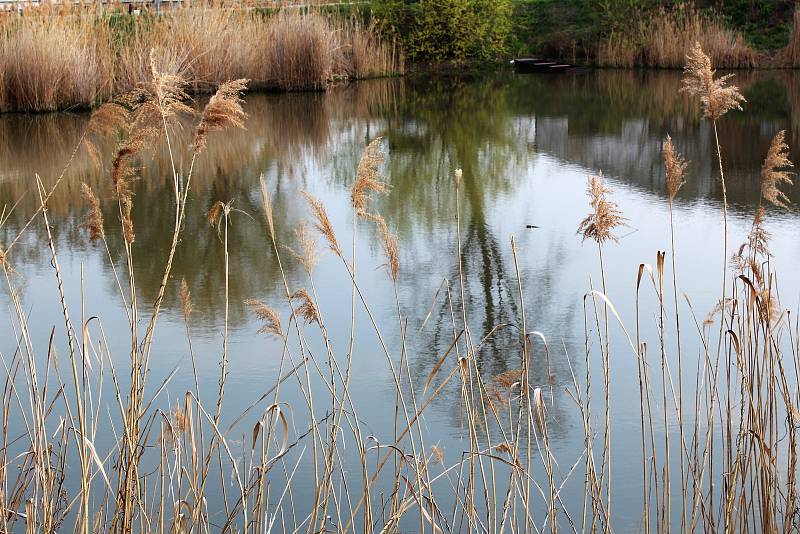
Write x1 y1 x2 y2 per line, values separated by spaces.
0 43 799 533
0 6 403 112
776 7 800 68
598 5 759 69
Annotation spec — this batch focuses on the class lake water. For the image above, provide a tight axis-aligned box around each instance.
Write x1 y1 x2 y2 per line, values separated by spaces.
1 69 800 530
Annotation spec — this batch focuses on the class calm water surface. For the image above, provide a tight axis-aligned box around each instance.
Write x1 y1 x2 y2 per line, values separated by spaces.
2 70 800 529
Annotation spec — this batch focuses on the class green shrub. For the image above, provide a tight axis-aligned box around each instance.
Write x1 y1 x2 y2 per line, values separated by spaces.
372 0 512 61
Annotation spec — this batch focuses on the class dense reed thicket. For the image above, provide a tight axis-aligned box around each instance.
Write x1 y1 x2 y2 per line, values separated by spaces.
598 5 759 68
0 6 403 112
0 41 799 533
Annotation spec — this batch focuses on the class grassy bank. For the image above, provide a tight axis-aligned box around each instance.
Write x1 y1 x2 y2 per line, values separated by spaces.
0 44 799 532
0 5 403 112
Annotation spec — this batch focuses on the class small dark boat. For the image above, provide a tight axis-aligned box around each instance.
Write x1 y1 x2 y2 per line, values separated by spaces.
511 58 577 74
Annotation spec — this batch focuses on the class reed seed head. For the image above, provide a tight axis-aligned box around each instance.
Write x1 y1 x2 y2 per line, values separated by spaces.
246 299 282 338
495 442 515 456
180 277 192 319
682 42 745 120
577 174 626 244
351 137 387 218
80 183 104 241
291 288 320 325
303 191 341 257
430 445 444 465
259 176 275 242
761 130 794 209
208 200 226 227
285 222 318 274
454 168 462 189
365 213 399 282
148 48 193 122
495 368 524 389
758 288 779 325
748 207 771 258
194 79 249 154
664 135 687 201
84 102 129 166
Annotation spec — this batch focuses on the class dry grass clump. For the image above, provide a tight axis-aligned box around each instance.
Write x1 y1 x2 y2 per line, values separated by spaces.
760 130 793 209
0 7 402 111
0 15 105 112
598 6 758 69
336 18 403 79
115 9 262 95
263 11 336 90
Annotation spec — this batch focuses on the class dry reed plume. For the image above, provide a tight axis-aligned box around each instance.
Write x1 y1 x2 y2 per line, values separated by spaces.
246 298 282 337
351 137 388 217
291 288 320 325
180 276 192 318
664 135 687 200
285 222 318 274
194 79 248 154
577 175 625 243
682 41 745 120
303 191 341 257
79 183 104 241
761 130 794 209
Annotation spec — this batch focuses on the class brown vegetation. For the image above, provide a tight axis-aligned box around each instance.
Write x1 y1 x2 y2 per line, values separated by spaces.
0 6 403 112
598 5 759 69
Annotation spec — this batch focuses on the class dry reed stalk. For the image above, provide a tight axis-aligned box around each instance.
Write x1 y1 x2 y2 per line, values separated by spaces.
663 133 689 530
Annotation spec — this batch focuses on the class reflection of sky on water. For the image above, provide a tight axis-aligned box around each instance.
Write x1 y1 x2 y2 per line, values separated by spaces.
2 70 800 528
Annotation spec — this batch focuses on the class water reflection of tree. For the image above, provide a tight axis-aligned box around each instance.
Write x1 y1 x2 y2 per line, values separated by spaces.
321 74 582 439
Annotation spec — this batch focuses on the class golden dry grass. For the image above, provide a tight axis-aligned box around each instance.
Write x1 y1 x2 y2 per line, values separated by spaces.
0 7 403 112
0 15 108 112
598 6 759 69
